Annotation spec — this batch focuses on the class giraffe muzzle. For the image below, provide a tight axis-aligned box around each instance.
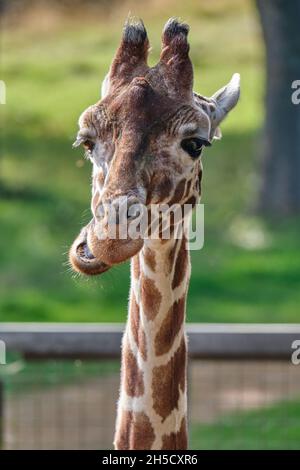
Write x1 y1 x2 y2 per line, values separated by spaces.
69 220 144 276
69 226 110 276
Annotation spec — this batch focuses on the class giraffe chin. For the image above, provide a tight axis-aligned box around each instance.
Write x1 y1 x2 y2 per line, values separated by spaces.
69 226 144 276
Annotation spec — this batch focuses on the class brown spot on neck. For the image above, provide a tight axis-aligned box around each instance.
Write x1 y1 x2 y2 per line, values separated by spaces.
172 236 189 290
123 341 144 397
115 410 155 450
130 294 147 360
155 295 186 356
161 417 188 450
143 246 156 272
152 338 187 421
140 273 162 321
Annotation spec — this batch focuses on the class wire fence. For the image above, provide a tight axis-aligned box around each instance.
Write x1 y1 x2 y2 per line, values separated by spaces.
0 323 300 450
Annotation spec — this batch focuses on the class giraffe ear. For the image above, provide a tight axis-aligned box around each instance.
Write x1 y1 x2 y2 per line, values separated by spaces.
210 73 240 125
193 74 239 141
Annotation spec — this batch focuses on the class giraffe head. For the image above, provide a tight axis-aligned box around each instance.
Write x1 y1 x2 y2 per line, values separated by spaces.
70 18 240 275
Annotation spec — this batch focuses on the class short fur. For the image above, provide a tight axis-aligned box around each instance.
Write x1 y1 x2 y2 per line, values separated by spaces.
69 18 240 449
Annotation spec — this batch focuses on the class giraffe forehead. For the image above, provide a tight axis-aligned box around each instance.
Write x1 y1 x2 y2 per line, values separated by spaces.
78 60 204 138
99 65 195 128
106 83 175 127
77 82 209 150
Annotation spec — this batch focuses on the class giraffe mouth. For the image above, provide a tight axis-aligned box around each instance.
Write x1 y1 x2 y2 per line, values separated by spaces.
70 220 144 275
69 227 110 276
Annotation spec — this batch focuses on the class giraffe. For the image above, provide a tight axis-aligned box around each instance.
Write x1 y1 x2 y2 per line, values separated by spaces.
69 18 240 450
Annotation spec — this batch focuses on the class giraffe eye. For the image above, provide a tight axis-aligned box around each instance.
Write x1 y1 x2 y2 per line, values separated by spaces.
83 139 95 153
181 137 210 159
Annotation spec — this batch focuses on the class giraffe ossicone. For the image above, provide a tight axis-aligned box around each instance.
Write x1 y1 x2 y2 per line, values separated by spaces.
69 17 240 449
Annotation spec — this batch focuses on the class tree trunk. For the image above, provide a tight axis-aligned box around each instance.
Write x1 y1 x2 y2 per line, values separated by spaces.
256 0 300 216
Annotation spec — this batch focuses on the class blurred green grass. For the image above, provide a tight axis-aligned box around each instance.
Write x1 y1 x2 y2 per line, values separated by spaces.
190 398 300 449
0 0 299 323
0 352 120 395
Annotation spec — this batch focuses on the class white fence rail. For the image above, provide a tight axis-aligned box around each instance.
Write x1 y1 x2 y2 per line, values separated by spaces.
0 323 299 359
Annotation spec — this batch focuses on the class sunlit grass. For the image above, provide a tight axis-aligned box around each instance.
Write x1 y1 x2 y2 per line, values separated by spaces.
191 398 300 449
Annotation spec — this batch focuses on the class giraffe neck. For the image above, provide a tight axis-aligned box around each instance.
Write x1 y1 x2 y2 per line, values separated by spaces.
114 234 190 450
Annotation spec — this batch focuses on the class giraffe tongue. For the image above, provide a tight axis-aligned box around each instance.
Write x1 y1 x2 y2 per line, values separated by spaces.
84 242 96 260
70 227 110 276
77 241 96 261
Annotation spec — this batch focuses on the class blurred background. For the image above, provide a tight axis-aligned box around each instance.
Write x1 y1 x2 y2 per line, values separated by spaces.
0 0 299 450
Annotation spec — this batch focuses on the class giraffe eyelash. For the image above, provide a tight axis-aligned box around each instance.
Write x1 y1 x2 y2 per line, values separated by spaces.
181 137 211 159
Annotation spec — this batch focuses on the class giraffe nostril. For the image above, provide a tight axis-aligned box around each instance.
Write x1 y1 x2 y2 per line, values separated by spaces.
96 198 143 224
